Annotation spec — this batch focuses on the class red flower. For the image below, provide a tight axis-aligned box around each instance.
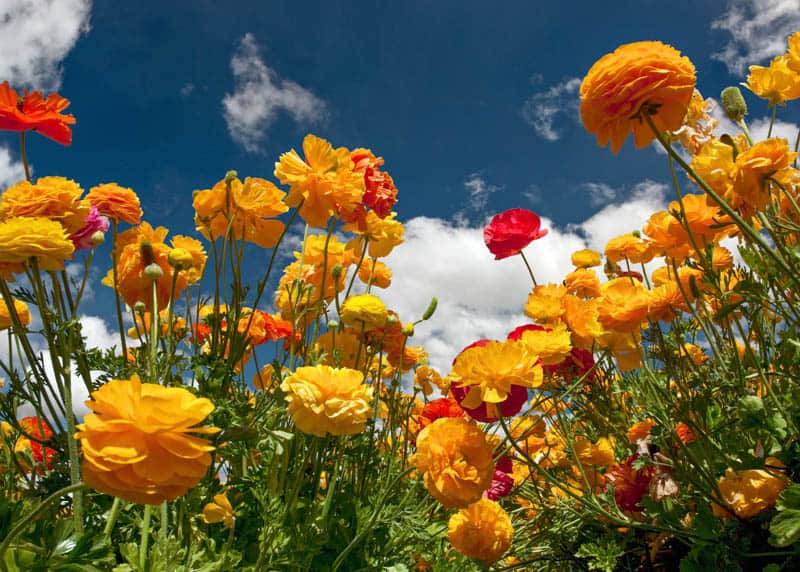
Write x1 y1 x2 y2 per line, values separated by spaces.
351 148 398 219
417 397 465 432
0 82 76 145
484 456 514 500
483 208 548 260
606 454 655 511
16 416 57 471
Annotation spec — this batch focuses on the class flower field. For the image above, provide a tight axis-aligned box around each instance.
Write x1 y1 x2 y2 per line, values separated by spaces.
2 33 800 571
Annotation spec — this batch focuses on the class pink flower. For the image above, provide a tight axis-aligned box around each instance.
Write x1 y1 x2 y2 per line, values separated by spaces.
484 456 514 500
70 205 109 251
483 208 548 260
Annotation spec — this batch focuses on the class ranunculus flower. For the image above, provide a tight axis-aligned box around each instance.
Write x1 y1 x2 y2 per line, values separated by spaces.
447 499 514 563
0 82 76 145
202 492 235 529
14 416 57 472
75 375 218 505
280 365 373 437
340 293 388 330
0 217 75 271
712 461 788 519
483 208 548 260
85 183 143 225
411 417 494 508
605 454 655 511
580 41 696 153
70 205 110 251
0 298 31 330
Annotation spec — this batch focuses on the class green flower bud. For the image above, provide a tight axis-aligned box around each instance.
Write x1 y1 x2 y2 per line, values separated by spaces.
133 301 147 314
421 297 438 321
144 263 163 280
90 230 105 246
225 170 238 185
721 87 747 122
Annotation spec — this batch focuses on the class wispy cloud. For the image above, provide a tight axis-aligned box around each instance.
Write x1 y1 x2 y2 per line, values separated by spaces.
0 146 27 189
711 0 800 75
0 0 92 91
223 33 326 153
521 77 581 141
453 174 501 225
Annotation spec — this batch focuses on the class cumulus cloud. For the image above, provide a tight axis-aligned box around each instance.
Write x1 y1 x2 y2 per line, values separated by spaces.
521 77 582 141
0 146 27 189
711 0 800 75
223 33 326 153
0 0 92 91
381 180 668 372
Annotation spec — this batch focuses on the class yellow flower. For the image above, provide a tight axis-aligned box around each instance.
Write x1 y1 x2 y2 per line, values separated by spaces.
519 324 572 366
170 235 207 284
347 211 405 258
571 249 601 268
357 258 392 288
574 436 615 467
597 277 650 333
580 41 696 153
274 134 364 228
0 217 74 270
564 268 601 298
280 365 373 437
0 177 87 234
0 298 31 330
713 462 788 519
604 233 653 264
410 417 494 508
450 340 542 409
202 492 235 528
313 330 364 370
524 283 567 324
447 499 514 563
788 31 800 73
340 293 388 330
74 375 218 505
744 55 800 105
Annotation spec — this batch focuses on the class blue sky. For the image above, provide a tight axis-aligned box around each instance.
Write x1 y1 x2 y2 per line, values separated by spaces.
2 0 800 381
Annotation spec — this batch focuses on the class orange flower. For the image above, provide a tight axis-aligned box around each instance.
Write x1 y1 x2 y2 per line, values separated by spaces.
580 41 696 153
713 462 788 519
85 183 143 225
0 177 88 234
627 419 657 443
564 268 601 298
0 82 76 145
597 277 650 333
14 416 57 472
410 417 494 508
351 148 398 219
604 233 653 264
357 258 392 288
744 55 800 105
0 298 31 330
732 138 797 216
447 499 514 563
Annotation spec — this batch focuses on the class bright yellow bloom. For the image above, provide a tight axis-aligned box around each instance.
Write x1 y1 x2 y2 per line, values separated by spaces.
744 55 800 105
202 492 235 528
574 436 615 467
340 294 388 330
571 248 601 268
450 340 542 409
520 324 572 366
713 462 788 519
280 365 373 437
524 283 567 324
0 298 31 330
0 217 74 270
580 41 696 153
411 417 494 508
313 330 364 370
788 32 800 73
604 233 653 264
0 177 87 234
274 134 364 228
74 375 218 505
170 235 206 284
448 499 514 563
691 138 736 202
347 211 405 258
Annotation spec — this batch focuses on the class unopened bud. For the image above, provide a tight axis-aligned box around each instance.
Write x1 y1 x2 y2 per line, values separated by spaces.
331 264 343 280
385 315 399 325
225 170 238 185
721 87 747 122
140 241 155 267
134 301 147 314
631 230 641 238
402 322 415 337
421 297 438 321
90 230 105 246
328 320 339 329
144 263 163 280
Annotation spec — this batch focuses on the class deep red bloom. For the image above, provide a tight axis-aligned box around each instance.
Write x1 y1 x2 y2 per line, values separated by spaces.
483 208 548 260
351 148 398 219
485 462 515 500
506 323 547 341
0 82 76 145
417 397 465 432
606 454 655 511
17 416 57 470
617 271 643 282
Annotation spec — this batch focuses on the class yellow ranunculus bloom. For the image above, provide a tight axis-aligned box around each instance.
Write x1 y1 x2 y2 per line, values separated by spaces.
411 417 494 508
202 492 235 529
340 293 388 330
712 462 788 519
447 499 514 563
0 217 75 271
570 249 601 268
0 177 87 234
0 298 31 330
280 365 373 437
74 375 218 505
745 55 800 106
520 324 572 366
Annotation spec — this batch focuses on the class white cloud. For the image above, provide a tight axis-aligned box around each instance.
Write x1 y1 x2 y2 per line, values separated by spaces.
180 82 195 97
223 33 326 153
708 96 800 143
382 181 668 373
521 77 581 141
0 0 92 91
0 146 27 189
711 0 800 75
454 174 501 225
581 182 617 207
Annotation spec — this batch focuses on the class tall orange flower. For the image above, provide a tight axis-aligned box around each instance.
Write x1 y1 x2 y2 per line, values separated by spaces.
580 41 696 153
85 183 143 225
0 82 76 145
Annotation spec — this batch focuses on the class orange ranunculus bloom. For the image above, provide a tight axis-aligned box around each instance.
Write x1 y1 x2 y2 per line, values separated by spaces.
0 217 75 270
169 235 207 285
648 281 687 323
237 309 293 345
604 233 653 264
732 138 797 216
744 55 800 106
627 419 657 443
564 268 601 298
274 134 365 228
524 283 567 324
411 417 495 508
712 461 788 519
574 436 615 467
85 183 143 225
571 248 602 268
280 365 373 437
448 499 514 564
597 277 650 333
580 41 696 153
202 492 235 528
75 375 218 505
0 82 76 145
0 298 31 330
351 148 398 220
193 176 287 248
358 258 392 288
14 416 57 472
0 177 88 234
102 222 187 309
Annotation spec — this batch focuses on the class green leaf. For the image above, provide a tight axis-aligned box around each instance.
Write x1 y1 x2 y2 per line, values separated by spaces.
575 539 625 572
768 509 800 547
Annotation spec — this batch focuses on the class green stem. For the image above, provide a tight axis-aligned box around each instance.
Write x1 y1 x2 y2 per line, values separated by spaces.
111 222 128 361
103 497 123 539
19 132 30 182
140 504 153 571
519 250 538 286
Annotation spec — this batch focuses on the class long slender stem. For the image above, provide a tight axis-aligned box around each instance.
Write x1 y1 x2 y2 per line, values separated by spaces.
103 497 123 539
140 504 154 570
19 132 31 182
519 251 538 286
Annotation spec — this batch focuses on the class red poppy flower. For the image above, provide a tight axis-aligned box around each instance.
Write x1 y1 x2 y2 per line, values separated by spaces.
606 454 655 511
417 397 465 433
483 208 548 260
0 82 76 145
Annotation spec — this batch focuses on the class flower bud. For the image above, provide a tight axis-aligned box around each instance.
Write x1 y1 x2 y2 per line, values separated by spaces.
225 170 238 185
140 241 155 267
133 301 147 314
720 87 747 122
327 320 339 329
144 263 163 280
421 297 438 321
385 314 399 325
331 264 343 280
402 322 415 337
91 230 105 246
